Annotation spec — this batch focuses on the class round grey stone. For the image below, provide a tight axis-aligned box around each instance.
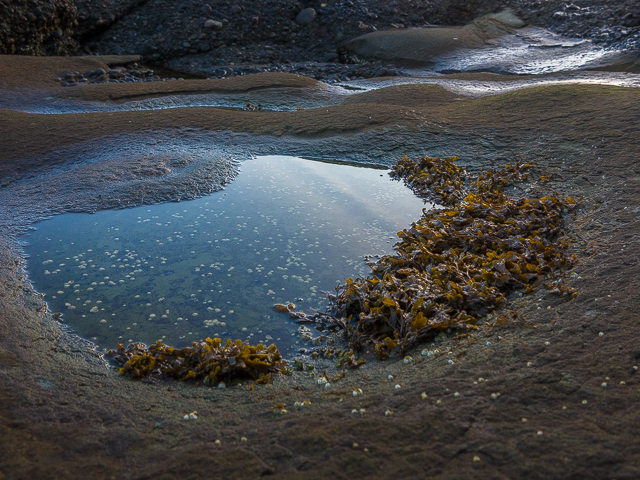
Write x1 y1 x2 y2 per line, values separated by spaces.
296 8 316 25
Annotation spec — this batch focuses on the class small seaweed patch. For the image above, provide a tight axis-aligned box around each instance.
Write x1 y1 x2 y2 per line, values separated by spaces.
108 338 286 383
325 155 579 358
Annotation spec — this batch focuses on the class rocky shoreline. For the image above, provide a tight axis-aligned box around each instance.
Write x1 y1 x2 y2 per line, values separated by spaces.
1 53 640 477
2 0 639 80
1 1 640 477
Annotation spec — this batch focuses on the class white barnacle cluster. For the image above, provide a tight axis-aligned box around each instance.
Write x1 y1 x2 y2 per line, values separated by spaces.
204 319 227 327
298 325 313 341
421 348 440 357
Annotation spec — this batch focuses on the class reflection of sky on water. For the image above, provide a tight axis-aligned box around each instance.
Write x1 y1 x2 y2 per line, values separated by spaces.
425 44 617 76
342 70 640 98
24 155 426 355
414 26 623 76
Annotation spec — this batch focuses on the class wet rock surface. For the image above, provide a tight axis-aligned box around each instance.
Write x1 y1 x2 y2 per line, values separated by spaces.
1 0 640 475
0 53 640 477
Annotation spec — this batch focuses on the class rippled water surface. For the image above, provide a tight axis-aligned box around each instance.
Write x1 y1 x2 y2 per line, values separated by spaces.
24 155 426 355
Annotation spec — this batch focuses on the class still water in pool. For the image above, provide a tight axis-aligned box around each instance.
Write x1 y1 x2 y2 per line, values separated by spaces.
24 155 426 355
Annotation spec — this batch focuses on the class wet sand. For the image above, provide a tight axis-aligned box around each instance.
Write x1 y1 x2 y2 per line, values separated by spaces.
1 55 640 479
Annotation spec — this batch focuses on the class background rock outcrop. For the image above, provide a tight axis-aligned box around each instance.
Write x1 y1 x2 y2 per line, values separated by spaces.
0 0 78 55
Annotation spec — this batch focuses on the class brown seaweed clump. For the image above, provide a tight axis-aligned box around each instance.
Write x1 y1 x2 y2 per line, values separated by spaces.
327 155 578 358
108 338 287 384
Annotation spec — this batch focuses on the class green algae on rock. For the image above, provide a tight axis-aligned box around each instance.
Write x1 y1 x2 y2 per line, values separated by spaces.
326 155 579 358
109 337 287 383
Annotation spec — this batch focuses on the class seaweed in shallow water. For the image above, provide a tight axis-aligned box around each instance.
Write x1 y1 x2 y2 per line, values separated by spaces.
109 338 286 383
326 155 578 358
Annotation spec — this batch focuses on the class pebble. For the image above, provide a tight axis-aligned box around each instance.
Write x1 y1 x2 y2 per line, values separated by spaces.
55 64 161 87
296 8 317 26
204 19 223 29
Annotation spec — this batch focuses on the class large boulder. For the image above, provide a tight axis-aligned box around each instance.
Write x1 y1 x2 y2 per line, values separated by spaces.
345 9 526 66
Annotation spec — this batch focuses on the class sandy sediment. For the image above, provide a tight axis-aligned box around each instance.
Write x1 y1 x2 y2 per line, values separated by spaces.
1 55 640 479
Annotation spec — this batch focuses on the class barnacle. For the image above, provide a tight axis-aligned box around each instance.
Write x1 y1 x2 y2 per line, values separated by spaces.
327 155 579 356
243 102 262 111
108 337 287 383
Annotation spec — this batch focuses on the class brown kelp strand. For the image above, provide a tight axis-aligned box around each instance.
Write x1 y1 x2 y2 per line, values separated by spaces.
329 155 578 358
108 338 287 384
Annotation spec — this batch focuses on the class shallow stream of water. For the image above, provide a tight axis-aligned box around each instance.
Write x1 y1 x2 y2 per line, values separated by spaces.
23 155 426 355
